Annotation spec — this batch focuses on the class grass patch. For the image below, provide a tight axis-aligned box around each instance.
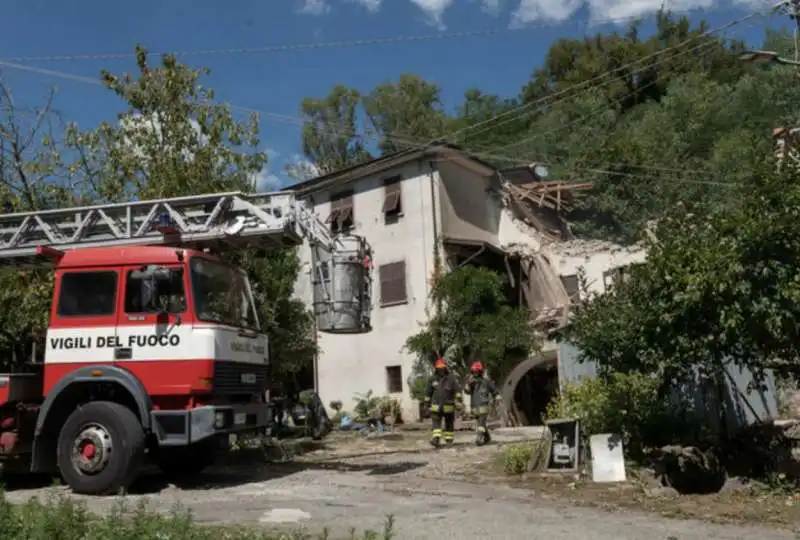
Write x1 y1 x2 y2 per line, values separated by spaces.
0 491 395 539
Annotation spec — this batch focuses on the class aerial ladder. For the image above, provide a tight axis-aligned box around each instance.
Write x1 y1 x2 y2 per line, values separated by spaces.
0 190 372 495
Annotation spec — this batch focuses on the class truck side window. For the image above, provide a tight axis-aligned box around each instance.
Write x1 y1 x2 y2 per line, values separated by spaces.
124 269 186 313
57 271 118 317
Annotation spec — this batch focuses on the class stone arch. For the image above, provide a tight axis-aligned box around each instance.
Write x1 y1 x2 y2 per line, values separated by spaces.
501 349 559 425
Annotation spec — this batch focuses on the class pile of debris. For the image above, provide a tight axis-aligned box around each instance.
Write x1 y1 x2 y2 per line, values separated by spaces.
500 164 592 242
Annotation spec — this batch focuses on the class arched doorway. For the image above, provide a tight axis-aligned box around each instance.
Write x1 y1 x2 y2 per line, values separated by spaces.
501 350 559 425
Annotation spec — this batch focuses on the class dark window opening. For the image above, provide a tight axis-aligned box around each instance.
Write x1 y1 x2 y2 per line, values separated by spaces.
560 274 579 300
382 176 402 223
603 266 630 291
379 261 407 306
58 271 118 317
327 191 354 234
386 365 403 393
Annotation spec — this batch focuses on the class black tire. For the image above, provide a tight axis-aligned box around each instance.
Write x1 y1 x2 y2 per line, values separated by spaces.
57 401 146 495
155 439 218 477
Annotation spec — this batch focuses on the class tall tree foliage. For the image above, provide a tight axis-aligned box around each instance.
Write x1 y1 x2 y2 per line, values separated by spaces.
566 154 800 383
296 85 371 177
0 80 68 366
64 46 265 200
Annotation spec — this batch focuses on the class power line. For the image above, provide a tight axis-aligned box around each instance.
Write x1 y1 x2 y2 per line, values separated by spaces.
0 13 648 64
0 55 745 188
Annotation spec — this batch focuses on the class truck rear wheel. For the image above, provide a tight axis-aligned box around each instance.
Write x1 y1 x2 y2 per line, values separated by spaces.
57 401 146 495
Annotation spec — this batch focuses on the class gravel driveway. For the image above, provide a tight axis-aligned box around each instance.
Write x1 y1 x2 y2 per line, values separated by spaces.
2 433 796 539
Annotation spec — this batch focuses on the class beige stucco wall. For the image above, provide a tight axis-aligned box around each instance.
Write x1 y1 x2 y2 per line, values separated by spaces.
293 161 439 421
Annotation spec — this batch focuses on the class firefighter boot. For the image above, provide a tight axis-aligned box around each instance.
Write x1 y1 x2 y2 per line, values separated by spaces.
430 427 442 448
475 426 488 446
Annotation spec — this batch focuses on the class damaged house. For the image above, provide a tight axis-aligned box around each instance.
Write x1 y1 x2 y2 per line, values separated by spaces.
289 144 645 424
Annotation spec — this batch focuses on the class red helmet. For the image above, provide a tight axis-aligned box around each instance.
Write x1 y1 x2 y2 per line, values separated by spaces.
471 361 484 373
434 357 446 369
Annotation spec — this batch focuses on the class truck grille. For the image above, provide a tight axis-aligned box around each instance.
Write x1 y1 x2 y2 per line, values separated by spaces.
212 361 269 395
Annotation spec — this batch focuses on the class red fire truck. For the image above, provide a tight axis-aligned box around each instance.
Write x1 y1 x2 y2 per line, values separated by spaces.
0 191 372 495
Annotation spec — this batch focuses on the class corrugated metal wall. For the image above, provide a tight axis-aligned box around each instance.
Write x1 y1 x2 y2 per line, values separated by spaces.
556 341 779 434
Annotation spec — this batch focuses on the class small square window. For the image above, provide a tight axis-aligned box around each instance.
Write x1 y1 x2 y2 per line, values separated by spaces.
386 365 403 393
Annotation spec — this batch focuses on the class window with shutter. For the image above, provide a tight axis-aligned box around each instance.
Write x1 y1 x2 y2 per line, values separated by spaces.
382 176 402 222
379 260 407 306
328 191 354 233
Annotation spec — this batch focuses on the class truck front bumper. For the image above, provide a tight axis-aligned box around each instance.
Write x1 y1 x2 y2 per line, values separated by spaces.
150 403 272 446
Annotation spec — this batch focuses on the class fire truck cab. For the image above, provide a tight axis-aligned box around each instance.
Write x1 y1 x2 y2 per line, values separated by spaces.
0 191 372 495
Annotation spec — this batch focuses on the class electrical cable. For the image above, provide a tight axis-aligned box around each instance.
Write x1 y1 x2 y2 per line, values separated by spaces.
0 13 649 63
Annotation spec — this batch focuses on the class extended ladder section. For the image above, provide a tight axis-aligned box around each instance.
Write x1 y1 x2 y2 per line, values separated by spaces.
0 191 341 267
0 190 374 334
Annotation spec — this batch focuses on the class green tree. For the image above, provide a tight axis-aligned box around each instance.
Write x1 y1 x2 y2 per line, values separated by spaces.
65 46 264 200
566 154 800 385
294 85 371 178
363 74 450 153
405 266 538 386
0 80 71 367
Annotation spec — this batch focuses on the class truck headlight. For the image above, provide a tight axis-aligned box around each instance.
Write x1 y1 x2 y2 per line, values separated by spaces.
215 412 225 428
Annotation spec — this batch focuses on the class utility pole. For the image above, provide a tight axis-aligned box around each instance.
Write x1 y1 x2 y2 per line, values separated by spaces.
740 0 800 66
779 0 800 61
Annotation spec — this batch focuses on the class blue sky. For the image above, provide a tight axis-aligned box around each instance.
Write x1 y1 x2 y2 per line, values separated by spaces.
0 0 789 190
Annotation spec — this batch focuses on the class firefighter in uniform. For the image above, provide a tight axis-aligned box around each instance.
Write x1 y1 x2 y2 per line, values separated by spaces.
465 360 501 445
424 357 462 447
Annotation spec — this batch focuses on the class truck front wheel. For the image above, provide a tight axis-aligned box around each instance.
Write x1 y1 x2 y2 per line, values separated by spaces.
57 401 146 495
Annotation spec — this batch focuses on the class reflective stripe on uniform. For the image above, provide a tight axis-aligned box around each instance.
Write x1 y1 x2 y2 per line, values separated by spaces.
431 428 442 437
430 404 456 413
476 426 487 432
472 405 489 415
443 431 454 440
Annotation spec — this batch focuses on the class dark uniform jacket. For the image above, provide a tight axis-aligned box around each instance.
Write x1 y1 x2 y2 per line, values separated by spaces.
465 375 498 412
425 372 461 413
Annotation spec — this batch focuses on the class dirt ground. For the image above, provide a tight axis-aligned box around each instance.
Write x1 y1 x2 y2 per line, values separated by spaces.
2 429 798 538
297 431 800 529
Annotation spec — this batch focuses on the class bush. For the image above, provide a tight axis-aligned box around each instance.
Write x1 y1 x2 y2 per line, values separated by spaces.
502 443 533 475
545 372 679 458
353 391 402 424
0 491 394 539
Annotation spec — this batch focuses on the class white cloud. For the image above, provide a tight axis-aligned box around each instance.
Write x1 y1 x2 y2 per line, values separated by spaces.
481 0 503 15
410 0 455 28
252 169 283 192
284 155 321 183
349 0 383 12
511 0 724 25
297 0 767 25
299 0 332 15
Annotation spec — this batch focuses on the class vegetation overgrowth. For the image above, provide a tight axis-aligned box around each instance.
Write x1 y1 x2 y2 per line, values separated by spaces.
0 492 395 540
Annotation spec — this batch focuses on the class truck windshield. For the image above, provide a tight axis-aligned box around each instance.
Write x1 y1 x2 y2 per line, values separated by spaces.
189 257 259 329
